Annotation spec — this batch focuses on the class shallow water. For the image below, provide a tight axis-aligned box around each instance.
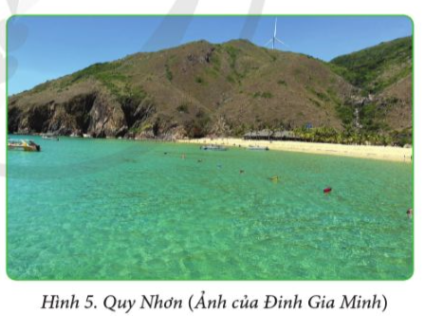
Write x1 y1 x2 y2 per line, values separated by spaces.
7 136 413 280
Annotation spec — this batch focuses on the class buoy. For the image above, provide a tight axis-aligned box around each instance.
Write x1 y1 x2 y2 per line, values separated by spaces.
323 187 332 194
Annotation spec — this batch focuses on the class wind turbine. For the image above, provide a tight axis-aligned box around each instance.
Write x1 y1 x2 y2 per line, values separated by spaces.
265 18 285 50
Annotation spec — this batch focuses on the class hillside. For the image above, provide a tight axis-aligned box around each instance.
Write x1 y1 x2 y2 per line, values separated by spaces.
330 36 412 93
8 38 412 141
329 36 412 136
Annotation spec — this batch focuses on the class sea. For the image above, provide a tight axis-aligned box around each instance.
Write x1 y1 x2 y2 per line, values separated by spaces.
7 135 413 280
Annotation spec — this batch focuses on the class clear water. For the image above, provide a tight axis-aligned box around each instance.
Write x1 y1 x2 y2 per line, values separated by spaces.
7 136 413 280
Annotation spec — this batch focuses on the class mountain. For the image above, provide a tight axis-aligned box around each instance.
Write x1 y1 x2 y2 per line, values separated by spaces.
8 37 412 141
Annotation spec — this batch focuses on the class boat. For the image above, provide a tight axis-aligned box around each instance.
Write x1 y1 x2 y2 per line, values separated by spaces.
248 145 269 151
8 139 41 152
200 145 227 151
41 133 59 141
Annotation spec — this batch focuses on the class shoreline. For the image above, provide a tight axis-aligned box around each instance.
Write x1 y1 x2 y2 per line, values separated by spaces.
10 134 413 163
178 138 413 163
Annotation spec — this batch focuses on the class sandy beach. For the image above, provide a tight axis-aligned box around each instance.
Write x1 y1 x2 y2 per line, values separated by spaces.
178 138 413 163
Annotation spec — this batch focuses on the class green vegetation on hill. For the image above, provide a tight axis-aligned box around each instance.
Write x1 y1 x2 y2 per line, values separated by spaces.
330 36 412 93
293 125 412 146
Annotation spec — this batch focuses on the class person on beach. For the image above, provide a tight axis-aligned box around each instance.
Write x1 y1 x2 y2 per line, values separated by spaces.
407 208 413 219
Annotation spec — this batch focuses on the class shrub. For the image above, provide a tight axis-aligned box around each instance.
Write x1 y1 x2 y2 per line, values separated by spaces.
165 63 173 81
176 103 189 114
195 76 205 85
253 91 273 99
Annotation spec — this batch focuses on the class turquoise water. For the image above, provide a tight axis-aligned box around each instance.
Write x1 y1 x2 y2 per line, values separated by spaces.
7 136 413 280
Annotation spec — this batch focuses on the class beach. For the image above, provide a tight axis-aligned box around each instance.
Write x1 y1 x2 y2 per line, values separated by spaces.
178 138 413 163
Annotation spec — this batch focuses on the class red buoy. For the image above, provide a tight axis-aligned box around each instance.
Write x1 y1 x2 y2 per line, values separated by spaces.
323 187 332 194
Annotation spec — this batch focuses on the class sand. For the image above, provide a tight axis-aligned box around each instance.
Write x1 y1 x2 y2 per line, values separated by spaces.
178 138 413 163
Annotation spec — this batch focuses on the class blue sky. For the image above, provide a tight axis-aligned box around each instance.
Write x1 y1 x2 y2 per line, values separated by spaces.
7 16 412 95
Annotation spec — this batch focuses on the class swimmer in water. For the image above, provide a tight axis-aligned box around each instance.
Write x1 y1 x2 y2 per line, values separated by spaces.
407 208 413 219
181 154 186 160
270 175 279 182
239 169 244 174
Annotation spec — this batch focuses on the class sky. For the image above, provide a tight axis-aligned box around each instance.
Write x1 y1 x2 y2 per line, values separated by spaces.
7 16 413 95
